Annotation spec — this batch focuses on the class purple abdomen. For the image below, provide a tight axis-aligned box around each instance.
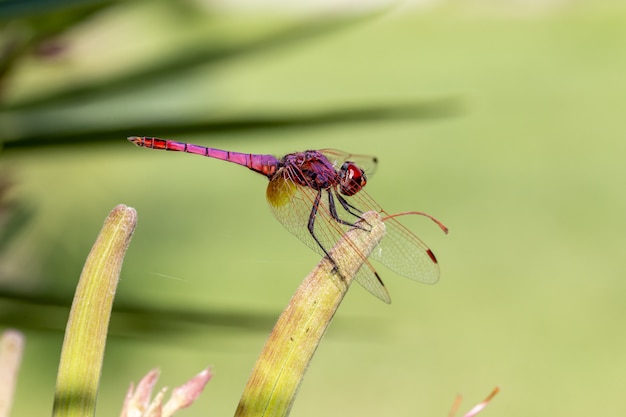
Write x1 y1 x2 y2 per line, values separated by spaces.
128 136 281 178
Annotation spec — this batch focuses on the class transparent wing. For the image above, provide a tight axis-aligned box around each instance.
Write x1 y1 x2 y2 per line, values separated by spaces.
319 149 378 176
350 190 441 284
265 162 443 303
266 171 391 303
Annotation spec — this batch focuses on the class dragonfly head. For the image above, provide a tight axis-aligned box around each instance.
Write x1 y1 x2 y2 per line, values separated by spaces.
339 162 367 196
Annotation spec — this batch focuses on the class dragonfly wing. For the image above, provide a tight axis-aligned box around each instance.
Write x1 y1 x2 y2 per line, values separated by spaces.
265 172 330 258
371 216 440 284
353 268 391 303
348 191 441 284
266 172 391 303
319 149 378 176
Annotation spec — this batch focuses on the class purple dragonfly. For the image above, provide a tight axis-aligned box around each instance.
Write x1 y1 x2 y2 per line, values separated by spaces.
128 136 447 303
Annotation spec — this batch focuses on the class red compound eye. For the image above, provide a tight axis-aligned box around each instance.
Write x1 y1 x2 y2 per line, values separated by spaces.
339 162 367 196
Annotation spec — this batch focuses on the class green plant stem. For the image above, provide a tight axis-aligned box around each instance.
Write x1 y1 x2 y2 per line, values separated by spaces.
52 205 137 417
235 211 386 417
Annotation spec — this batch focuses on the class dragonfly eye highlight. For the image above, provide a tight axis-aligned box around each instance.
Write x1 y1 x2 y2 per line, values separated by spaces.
339 162 367 196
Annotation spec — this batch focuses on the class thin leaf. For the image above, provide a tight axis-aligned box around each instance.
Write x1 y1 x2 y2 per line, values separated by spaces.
52 204 137 417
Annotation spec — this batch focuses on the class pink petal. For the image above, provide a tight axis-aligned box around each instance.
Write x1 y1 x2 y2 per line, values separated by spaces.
119 369 161 417
162 368 212 417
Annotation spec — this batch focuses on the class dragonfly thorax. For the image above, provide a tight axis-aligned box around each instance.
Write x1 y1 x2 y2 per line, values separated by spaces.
281 151 347 191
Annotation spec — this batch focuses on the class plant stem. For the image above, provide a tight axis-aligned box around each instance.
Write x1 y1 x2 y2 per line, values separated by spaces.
52 205 137 417
235 211 385 417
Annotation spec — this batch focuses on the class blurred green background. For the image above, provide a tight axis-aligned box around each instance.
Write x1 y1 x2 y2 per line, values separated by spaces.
2 0 626 416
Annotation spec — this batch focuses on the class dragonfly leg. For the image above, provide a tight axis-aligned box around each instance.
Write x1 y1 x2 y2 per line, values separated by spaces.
308 191 339 272
330 192 370 231
336 193 363 218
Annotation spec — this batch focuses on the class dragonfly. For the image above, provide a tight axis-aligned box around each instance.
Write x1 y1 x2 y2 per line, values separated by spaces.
128 136 448 303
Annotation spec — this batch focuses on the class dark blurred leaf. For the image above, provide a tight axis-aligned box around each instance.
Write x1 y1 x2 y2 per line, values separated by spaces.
3 14 384 112
2 97 463 149
0 0 112 20
0 175 33 253
0 202 33 253
0 287 386 343
0 288 277 337
0 0 119 104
